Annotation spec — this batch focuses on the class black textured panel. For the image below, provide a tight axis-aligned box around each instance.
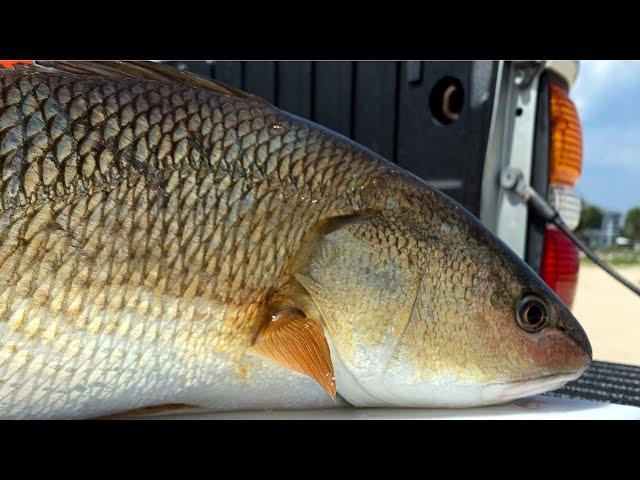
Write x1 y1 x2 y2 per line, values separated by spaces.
277 62 313 118
244 62 276 103
352 61 398 162
213 61 243 89
544 360 640 407
313 61 354 138
396 61 497 213
182 60 499 217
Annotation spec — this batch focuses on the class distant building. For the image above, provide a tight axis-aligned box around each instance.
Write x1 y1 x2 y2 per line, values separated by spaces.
583 210 623 248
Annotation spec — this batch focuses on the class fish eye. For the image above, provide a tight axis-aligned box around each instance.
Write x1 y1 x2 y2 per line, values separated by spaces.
516 296 549 332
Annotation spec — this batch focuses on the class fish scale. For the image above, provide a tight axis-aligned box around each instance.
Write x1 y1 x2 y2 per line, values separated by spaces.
0 67 372 418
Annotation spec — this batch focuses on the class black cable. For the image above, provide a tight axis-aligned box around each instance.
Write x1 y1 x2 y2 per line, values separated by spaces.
518 183 640 298
501 173 640 299
552 217 640 298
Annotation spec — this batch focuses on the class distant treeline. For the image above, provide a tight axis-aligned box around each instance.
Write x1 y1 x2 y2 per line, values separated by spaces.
578 202 640 242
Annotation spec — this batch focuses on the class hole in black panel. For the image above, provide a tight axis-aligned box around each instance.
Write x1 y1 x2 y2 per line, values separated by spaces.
429 76 464 126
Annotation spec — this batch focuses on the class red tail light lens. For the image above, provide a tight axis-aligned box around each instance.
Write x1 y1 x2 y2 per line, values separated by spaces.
540 80 583 308
541 227 579 307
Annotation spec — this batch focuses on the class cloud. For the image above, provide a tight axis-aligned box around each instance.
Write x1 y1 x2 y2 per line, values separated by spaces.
582 126 640 171
572 61 640 125
569 61 640 213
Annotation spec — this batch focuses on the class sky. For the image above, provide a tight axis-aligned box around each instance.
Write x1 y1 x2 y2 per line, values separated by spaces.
571 61 640 214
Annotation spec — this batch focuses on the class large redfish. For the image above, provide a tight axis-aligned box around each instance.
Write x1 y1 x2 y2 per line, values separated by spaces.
0 61 591 419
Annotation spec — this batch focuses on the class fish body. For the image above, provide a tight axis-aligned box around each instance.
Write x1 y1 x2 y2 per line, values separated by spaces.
0 62 591 419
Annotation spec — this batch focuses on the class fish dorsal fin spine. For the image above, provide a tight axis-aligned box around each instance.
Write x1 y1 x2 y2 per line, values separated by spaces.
248 307 336 400
32 60 270 105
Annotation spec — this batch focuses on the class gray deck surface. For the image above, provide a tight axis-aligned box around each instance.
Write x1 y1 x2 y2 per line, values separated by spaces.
545 360 640 407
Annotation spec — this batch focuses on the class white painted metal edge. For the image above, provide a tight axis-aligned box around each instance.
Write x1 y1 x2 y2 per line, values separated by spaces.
546 60 579 88
116 396 640 420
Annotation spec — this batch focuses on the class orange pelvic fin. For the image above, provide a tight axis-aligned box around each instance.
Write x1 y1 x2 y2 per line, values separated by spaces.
249 308 336 400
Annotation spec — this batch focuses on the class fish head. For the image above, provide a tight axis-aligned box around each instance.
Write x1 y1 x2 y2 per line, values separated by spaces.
291 169 591 407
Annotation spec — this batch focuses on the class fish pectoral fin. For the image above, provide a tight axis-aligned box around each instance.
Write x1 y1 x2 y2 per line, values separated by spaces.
248 309 336 400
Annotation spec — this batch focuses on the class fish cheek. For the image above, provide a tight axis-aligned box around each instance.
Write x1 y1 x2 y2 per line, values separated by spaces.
474 307 574 383
524 329 588 374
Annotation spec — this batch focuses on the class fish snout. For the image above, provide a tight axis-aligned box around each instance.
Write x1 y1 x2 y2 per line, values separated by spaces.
557 313 592 364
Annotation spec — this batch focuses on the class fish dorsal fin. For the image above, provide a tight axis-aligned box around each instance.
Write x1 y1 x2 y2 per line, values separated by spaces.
33 60 270 105
248 308 336 400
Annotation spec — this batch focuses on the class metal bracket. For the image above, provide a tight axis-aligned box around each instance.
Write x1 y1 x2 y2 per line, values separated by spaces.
513 61 545 89
500 166 526 194
501 166 557 221
481 61 541 258
406 61 423 83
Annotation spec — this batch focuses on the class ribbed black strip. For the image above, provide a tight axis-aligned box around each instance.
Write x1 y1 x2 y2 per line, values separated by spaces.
544 361 640 407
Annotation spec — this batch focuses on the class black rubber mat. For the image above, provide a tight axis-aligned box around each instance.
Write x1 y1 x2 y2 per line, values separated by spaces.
544 360 640 407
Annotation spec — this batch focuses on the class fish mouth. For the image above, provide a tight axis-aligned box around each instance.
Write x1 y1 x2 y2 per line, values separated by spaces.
489 367 588 403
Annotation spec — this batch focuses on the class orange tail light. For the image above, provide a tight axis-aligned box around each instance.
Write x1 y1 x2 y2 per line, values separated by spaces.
549 82 583 186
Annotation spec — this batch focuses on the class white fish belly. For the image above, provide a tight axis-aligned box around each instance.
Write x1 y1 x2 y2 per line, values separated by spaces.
0 296 336 419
